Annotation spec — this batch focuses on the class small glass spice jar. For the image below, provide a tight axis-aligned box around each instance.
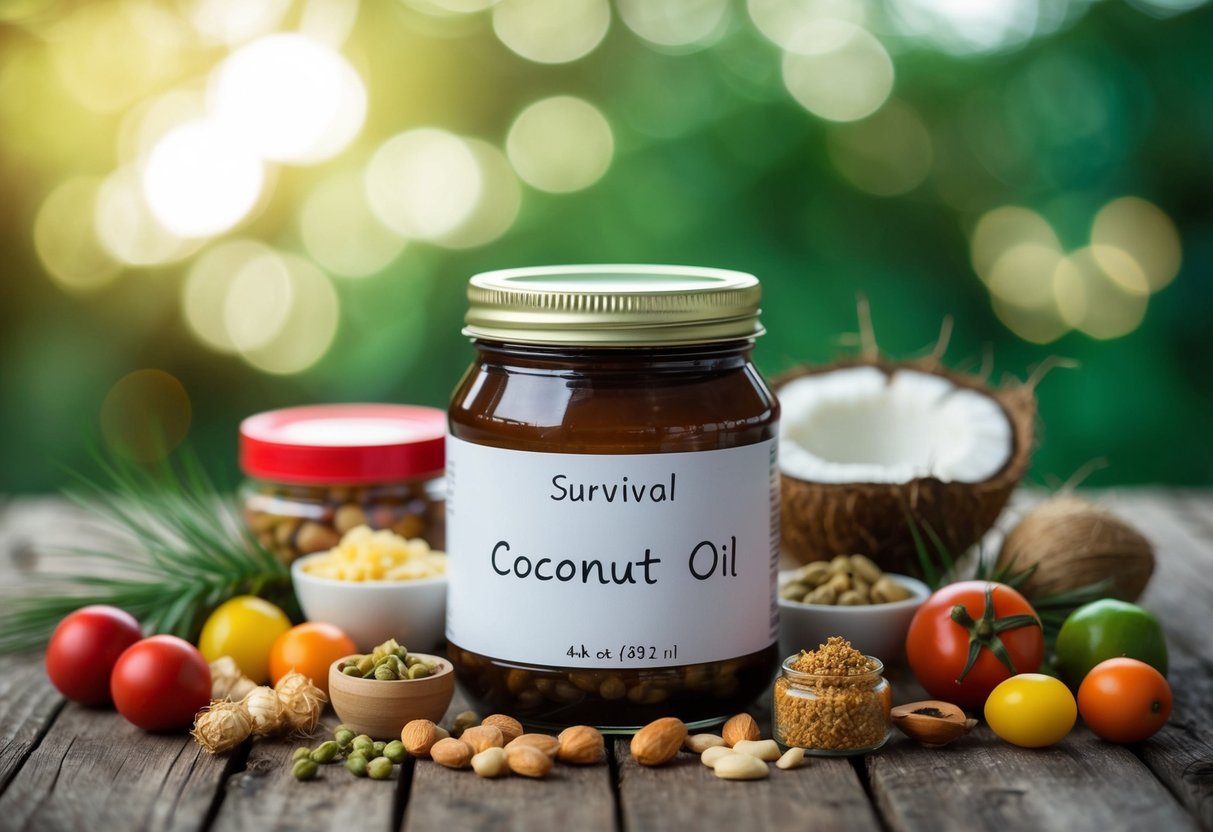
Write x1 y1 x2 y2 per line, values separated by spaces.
773 653 892 755
240 404 446 564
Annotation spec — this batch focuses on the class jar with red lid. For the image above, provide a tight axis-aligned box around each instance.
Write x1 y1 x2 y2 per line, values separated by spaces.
239 404 446 564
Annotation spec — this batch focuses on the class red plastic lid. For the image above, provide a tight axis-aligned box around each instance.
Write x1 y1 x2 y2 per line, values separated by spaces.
239 404 446 485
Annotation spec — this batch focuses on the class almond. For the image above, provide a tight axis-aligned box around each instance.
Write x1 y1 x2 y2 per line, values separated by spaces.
684 733 725 753
700 746 736 768
714 753 769 780
460 724 504 754
732 739 780 761
402 719 449 758
506 744 553 778
430 737 473 769
506 733 560 759
776 746 806 770
721 713 760 747
630 717 686 766
481 714 524 744
557 725 604 765
471 747 508 779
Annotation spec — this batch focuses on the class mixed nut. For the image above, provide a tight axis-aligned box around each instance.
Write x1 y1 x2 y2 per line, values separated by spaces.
244 479 444 565
779 554 914 606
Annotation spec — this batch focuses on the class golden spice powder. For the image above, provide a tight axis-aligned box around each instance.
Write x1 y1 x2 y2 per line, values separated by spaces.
773 637 891 754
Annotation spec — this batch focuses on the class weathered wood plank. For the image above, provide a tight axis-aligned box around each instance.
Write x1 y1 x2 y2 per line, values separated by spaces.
1099 492 1213 829
401 689 616 832
209 732 398 832
869 725 1198 832
0 704 235 832
0 654 63 798
615 738 880 832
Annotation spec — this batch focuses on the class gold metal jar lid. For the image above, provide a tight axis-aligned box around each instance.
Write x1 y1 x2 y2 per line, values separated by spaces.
463 264 764 346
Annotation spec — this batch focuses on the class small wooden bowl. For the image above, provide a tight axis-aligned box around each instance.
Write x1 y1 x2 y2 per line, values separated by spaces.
328 654 455 740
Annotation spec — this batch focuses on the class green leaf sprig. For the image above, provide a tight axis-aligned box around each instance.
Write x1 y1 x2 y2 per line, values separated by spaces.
0 449 296 653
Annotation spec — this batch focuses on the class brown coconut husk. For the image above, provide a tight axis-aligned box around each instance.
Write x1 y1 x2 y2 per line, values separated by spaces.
777 307 1054 575
995 495 1155 602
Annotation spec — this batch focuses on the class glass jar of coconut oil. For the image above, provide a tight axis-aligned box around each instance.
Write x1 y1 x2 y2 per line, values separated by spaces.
446 265 780 732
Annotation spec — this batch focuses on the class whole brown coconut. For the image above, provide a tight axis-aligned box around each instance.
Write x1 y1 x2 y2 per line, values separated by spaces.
995 496 1155 602
777 313 1044 576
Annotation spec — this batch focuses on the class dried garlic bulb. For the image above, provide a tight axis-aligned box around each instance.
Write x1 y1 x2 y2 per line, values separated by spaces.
192 700 253 754
274 671 327 736
210 656 257 702
242 686 285 736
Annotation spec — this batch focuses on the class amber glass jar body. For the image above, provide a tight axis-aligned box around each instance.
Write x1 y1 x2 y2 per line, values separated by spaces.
447 340 779 731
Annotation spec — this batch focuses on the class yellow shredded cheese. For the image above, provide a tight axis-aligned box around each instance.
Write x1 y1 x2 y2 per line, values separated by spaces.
301 525 447 581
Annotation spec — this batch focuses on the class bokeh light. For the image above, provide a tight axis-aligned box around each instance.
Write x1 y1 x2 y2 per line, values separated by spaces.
825 100 933 196
365 128 483 239
116 88 208 165
300 172 408 277
95 166 201 267
209 34 368 164
183 0 293 46
410 0 500 12
987 242 1065 309
747 0 868 52
48 1 190 114
34 177 122 292
492 0 611 64
887 0 1039 54
224 251 296 353
298 0 361 47
616 0 730 50
781 22 894 123
436 140 524 248
506 96 614 193
1091 196 1182 292
1054 247 1150 339
183 239 277 353
141 119 265 237
238 253 340 375
970 206 1061 281
100 369 192 462
1128 0 1211 17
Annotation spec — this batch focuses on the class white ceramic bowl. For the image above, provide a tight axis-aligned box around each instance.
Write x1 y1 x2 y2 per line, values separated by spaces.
777 571 930 664
291 554 447 653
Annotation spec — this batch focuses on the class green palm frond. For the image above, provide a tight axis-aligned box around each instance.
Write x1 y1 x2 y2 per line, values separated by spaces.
0 449 296 653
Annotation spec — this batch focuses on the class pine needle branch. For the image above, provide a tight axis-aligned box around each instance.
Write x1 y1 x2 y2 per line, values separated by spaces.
0 448 296 654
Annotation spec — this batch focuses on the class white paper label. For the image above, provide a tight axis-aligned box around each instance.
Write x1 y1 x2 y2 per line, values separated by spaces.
445 436 779 668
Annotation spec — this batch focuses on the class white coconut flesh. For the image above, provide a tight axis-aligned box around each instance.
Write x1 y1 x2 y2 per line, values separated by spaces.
779 367 1013 485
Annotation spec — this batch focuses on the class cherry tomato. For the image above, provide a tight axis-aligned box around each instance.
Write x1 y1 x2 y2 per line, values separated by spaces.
198 595 292 684
985 673 1077 748
905 581 1044 708
45 605 142 706
269 622 356 695
1077 657 1172 743
110 635 212 731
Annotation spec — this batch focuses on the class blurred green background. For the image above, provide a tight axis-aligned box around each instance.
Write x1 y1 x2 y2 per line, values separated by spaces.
1 0 1210 492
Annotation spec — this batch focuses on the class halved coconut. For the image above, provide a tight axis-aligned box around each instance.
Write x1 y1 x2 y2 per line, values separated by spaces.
777 358 1036 574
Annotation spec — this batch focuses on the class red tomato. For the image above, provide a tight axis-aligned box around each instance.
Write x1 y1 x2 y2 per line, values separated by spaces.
110 635 212 731
45 605 142 706
1078 657 1172 743
905 580 1044 709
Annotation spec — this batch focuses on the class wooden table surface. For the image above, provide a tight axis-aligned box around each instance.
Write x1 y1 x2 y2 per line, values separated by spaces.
1 491 1211 832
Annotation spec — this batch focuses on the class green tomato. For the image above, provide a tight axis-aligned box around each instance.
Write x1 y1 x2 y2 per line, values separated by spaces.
1054 599 1167 687
198 595 291 683
984 673 1076 748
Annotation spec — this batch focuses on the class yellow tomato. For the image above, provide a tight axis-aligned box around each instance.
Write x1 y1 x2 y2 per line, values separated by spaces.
984 673 1077 748
198 596 292 683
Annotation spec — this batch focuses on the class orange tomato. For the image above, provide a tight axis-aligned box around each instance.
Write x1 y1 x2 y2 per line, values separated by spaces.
1077 657 1172 744
269 622 356 695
